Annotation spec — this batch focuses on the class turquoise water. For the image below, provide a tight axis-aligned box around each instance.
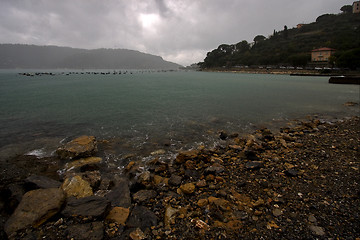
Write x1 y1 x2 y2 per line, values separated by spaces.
0 70 359 161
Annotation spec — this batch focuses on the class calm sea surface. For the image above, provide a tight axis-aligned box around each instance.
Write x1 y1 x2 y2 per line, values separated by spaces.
0 70 359 163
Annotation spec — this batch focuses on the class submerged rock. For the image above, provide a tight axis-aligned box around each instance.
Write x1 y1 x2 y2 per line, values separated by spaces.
56 135 97 160
65 157 102 171
4 188 65 236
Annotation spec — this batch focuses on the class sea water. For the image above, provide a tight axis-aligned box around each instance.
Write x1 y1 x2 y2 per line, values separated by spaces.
0 70 359 162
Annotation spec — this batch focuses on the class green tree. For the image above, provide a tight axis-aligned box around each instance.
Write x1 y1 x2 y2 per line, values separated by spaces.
340 5 353 14
253 35 266 44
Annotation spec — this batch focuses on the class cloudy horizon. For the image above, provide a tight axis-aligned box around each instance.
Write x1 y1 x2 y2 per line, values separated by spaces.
0 0 352 66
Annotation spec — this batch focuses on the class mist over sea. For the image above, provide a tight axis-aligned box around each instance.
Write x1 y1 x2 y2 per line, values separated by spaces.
0 70 359 164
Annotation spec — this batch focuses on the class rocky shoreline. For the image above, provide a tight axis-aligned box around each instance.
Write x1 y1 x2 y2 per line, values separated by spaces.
0 116 359 239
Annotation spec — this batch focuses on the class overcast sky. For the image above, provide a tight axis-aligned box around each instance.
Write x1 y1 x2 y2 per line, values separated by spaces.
0 0 351 66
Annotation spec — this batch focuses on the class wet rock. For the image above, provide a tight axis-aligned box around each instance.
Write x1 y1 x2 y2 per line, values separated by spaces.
175 150 199 164
25 175 61 189
56 135 97 160
127 206 158 231
106 178 131 208
133 190 157 203
81 171 102 189
179 183 195 194
4 188 65 236
184 169 201 180
168 174 182 186
219 131 228 140
62 195 110 218
106 207 130 225
285 168 299 177
65 157 102 171
309 225 325 236
245 161 263 170
205 163 225 174
62 175 93 198
67 221 104 240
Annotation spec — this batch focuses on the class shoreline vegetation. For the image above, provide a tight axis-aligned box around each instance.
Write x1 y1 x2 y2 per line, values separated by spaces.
0 114 359 239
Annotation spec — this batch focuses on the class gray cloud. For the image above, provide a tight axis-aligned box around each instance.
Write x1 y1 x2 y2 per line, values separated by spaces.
0 0 350 65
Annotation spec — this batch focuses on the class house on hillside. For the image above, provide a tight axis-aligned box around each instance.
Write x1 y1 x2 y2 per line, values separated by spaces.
311 48 336 62
353 1 360 13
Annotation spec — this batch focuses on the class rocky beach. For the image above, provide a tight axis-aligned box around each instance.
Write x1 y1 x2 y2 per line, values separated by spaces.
0 113 359 240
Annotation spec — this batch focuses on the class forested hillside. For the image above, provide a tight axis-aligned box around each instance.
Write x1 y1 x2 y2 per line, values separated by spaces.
0 44 181 69
201 9 360 69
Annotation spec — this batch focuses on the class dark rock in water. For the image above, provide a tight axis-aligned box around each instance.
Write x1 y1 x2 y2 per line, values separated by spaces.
219 131 228 140
245 161 264 170
205 163 225 174
106 178 131 208
25 175 61 189
126 206 158 231
67 222 104 240
4 188 65 236
168 174 182 186
133 190 157 203
285 168 299 177
56 135 97 160
62 195 110 218
2 183 26 214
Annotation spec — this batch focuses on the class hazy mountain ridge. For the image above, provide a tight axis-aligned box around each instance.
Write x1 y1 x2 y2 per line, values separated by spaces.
0 44 182 69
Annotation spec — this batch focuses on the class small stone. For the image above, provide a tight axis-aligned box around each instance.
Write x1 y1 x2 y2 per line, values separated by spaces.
285 168 298 177
67 222 104 240
309 225 325 236
168 174 182 186
164 206 178 228
106 207 130 225
179 183 195 194
205 163 225 174
245 161 263 170
133 190 157 203
308 214 317 223
196 179 207 188
272 208 283 217
197 199 208 207
130 228 146 240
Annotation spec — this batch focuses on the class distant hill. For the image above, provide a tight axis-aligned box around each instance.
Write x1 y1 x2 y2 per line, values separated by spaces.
0 44 182 69
201 10 360 69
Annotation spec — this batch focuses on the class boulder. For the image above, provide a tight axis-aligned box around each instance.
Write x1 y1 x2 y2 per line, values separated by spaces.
25 175 61 189
62 175 93 198
106 178 131 208
56 135 97 160
62 195 110 218
4 188 65 236
126 206 158 231
67 222 104 240
65 157 102 171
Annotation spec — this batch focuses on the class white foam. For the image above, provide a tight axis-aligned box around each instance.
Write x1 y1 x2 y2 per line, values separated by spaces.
25 148 46 158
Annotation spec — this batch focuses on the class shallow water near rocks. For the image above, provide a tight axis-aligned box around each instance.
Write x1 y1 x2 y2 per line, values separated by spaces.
0 70 359 164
